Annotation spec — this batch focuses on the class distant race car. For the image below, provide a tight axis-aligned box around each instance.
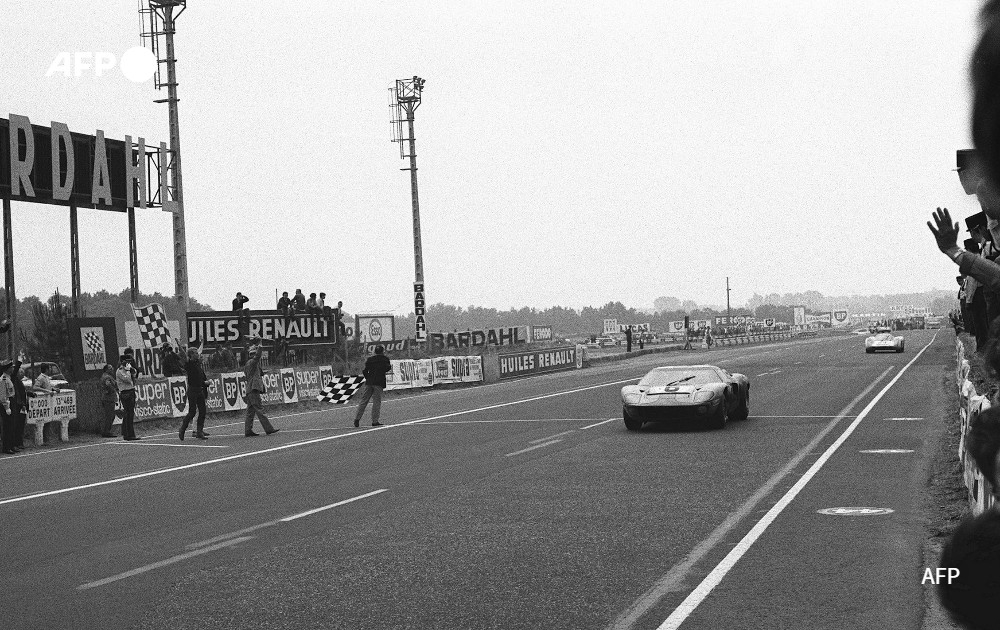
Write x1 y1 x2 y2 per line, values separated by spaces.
865 328 904 353
621 364 749 431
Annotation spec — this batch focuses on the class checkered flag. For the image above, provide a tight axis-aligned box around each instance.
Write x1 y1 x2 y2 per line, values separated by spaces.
84 330 103 354
132 303 172 349
317 375 365 403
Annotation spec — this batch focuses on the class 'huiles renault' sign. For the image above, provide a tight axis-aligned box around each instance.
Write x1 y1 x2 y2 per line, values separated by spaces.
0 114 169 212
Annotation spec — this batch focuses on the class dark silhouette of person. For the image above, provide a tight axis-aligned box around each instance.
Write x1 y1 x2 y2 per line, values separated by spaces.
354 345 393 428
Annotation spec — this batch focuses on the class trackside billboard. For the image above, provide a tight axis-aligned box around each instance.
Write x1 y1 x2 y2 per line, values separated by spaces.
498 346 579 379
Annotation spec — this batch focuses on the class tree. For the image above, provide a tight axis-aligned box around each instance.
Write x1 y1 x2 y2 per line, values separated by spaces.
654 296 681 313
20 290 71 373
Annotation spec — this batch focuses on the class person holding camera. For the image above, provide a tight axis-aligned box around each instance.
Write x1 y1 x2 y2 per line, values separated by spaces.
116 350 140 441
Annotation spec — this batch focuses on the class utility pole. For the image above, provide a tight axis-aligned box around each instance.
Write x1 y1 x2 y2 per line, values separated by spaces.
141 1 189 314
726 277 732 326
390 76 428 343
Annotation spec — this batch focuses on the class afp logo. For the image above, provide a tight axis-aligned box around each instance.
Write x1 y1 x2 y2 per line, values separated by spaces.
368 319 383 342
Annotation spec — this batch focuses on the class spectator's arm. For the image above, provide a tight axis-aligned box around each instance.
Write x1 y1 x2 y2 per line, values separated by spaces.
959 254 1000 293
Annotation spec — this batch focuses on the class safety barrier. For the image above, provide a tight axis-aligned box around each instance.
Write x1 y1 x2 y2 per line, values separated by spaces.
715 332 794 347
955 338 996 514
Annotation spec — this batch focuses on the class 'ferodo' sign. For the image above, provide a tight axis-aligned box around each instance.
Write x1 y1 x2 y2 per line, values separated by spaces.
498 346 578 379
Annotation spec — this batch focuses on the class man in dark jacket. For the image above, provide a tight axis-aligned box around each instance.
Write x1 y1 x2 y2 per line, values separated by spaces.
179 347 211 440
354 345 393 428
10 360 28 449
161 344 186 377
98 364 118 437
243 338 279 437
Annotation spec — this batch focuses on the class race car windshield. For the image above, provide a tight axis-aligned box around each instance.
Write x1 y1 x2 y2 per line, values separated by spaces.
640 369 722 387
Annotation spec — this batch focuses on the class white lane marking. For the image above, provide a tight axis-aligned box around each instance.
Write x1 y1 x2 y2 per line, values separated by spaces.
280 489 388 522
530 431 576 444
505 440 562 457
886 417 924 421
106 442 229 449
415 418 599 425
754 415 857 418
654 331 937 630
819 354 825 358
78 536 253 590
580 418 616 430
606 365 895 630
793 361 803 365
0 376 642 507
859 449 914 454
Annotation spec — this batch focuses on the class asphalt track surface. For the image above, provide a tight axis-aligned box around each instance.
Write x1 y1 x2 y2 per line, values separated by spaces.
0 330 952 629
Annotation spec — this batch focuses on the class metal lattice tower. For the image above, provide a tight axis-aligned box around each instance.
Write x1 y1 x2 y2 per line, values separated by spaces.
140 0 189 311
390 76 427 340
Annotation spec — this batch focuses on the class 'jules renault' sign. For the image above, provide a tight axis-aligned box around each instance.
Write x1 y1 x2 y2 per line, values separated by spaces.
0 114 169 211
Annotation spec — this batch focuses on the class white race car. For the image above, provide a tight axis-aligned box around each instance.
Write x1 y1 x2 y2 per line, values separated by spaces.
865 328 904 353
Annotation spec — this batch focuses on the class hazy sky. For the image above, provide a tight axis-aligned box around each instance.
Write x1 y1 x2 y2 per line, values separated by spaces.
0 1 988 315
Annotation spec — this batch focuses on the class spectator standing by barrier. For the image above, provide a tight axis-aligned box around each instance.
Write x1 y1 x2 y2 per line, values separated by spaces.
11 360 27 450
179 347 210 440
161 344 186 377
99 364 118 438
33 363 55 393
625 327 632 352
243 338 279 437
117 355 139 441
354 345 392 428
0 361 16 454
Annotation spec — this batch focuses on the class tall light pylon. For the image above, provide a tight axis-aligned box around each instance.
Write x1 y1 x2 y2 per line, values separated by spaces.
390 76 427 343
141 0 189 312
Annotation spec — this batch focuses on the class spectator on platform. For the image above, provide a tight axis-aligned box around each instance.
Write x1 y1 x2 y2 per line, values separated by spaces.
179 347 211 441
277 291 291 314
0 361 15 454
242 338 279 437
318 292 326 312
354 345 393 428
117 355 139 441
233 291 250 312
292 289 306 312
98 363 118 438
306 292 320 314
161 344 186 377
332 300 346 337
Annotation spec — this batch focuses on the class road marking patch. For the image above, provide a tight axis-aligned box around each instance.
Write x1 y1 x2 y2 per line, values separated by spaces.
817 507 894 516
859 449 914 454
885 417 924 421
505 440 562 457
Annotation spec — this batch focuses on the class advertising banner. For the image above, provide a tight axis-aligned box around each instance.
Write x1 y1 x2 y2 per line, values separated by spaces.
279 367 299 404
135 378 172 421
260 371 284 405
187 311 334 348
119 345 164 378
386 359 419 391
463 356 483 383
668 320 686 333
364 339 410 355
498 346 578 380
27 391 77 425
832 310 849 326
221 372 245 412
415 359 434 388
295 367 323 400
319 365 334 389
67 317 117 380
603 319 618 335
356 315 396 344
805 313 832 324
167 376 189 418
205 375 225 413
618 323 651 333
793 306 806 326
530 325 553 342
414 282 427 342
428 327 525 350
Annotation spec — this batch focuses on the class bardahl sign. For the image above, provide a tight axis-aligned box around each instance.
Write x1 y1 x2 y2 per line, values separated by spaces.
0 114 170 211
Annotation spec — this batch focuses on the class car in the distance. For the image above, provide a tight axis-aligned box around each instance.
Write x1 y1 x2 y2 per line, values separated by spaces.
621 364 749 431
865 328 904 353
587 336 619 348
21 361 70 391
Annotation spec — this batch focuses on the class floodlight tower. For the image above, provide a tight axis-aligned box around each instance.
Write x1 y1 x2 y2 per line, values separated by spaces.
140 0 189 311
390 76 428 341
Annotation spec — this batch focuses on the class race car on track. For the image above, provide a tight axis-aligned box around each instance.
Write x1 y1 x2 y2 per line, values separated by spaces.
865 328 904 353
621 364 749 431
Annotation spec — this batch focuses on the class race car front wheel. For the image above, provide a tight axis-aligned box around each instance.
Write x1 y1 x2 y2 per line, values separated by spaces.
623 406 642 431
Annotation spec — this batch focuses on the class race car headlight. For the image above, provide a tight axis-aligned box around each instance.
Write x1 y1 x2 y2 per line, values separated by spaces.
693 390 716 403
623 392 642 404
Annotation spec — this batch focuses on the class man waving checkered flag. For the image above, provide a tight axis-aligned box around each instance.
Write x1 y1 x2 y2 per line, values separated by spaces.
317 375 366 404
132 303 172 349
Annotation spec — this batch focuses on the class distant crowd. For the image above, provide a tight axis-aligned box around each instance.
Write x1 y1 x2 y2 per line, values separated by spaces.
232 289 347 337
